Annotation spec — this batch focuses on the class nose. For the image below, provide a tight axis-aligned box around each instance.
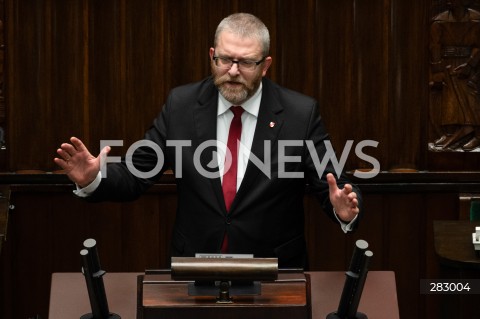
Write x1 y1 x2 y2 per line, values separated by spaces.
228 62 241 76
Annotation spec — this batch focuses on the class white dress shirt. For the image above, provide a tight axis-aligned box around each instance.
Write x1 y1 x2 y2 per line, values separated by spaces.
216 83 262 190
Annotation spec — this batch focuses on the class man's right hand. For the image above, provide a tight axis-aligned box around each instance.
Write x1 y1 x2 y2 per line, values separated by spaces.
54 137 111 188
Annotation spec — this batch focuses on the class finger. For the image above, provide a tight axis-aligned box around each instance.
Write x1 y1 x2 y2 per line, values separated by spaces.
98 145 111 167
60 143 78 157
53 157 68 169
349 191 357 200
350 198 358 208
342 183 353 194
53 152 73 170
351 206 360 215
326 173 339 195
56 148 72 161
70 136 88 152
353 204 360 214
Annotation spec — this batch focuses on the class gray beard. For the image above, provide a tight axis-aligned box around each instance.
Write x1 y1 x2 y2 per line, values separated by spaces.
218 85 249 105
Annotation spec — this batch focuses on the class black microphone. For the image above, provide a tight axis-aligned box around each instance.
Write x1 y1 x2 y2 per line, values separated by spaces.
326 239 372 319
80 238 121 319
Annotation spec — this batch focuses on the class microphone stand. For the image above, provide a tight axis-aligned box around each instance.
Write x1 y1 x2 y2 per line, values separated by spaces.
326 239 373 319
80 238 121 319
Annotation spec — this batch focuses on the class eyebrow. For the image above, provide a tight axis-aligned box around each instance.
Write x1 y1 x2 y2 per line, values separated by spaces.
215 51 261 61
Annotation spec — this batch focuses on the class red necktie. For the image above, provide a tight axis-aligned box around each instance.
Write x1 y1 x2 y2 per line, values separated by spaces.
221 106 244 253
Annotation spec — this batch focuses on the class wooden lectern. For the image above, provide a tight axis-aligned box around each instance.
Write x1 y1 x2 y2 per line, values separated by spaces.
137 271 311 319
49 271 400 319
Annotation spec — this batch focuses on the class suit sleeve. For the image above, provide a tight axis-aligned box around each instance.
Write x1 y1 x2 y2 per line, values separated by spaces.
303 102 363 228
87 100 172 202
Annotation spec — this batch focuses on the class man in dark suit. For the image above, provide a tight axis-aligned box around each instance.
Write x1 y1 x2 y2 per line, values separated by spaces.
54 13 362 269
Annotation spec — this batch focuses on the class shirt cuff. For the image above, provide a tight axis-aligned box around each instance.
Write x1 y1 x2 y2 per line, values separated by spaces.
73 171 102 198
333 208 358 233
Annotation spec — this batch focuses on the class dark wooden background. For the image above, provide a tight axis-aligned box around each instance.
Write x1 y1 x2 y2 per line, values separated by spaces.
1 0 480 318
5 0 480 173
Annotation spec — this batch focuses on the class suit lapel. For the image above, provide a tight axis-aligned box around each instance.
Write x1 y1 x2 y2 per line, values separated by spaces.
232 79 284 211
193 79 226 215
194 85 217 146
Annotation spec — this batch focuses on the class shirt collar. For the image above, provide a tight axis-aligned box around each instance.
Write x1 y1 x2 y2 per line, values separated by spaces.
217 82 262 117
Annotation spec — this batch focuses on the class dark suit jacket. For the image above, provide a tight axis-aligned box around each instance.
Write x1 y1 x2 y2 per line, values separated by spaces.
90 76 363 268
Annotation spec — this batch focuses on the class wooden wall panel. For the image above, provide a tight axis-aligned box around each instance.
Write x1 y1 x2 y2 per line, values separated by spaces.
385 194 424 318
350 0 391 170
0 183 465 319
7 0 50 170
50 0 87 149
88 0 128 154
387 0 429 170
5 0 478 172
423 193 458 319
0 185 179 318
2 0 480 318
276 0 316 96
315 0 356 166
0 0 6 170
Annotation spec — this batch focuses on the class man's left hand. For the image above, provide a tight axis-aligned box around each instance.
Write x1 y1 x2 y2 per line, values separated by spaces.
327 173 360 222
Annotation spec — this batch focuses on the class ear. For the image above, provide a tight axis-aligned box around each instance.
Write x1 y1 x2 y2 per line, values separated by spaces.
209 48 215 60
261 56 273 77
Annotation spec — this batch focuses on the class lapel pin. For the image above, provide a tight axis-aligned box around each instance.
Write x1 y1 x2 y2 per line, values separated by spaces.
269 121 275 128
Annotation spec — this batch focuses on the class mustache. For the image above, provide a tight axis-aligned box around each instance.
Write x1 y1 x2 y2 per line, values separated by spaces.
216 75 247 87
